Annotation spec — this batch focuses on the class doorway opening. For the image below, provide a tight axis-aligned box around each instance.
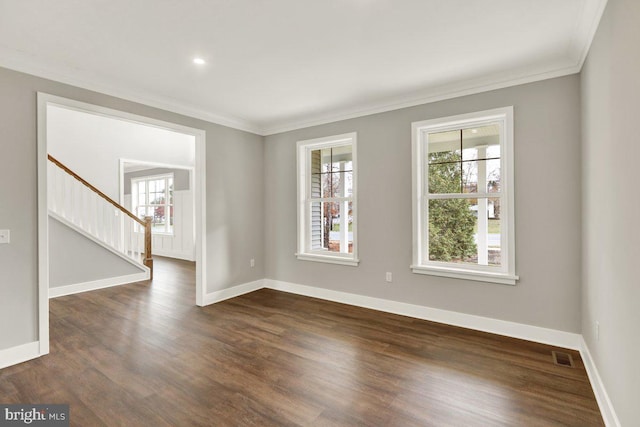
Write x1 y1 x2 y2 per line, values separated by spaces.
37 93 207 355
120 160 196 262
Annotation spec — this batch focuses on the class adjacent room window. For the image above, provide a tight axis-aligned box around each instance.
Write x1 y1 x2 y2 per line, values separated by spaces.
132 174 174 235
411 107 517 284
297 133 358 266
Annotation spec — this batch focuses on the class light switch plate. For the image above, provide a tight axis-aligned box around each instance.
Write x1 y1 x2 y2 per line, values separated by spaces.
0 229 10 244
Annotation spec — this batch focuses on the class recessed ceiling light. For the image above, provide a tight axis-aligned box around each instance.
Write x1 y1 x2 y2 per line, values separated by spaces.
193 57 206 65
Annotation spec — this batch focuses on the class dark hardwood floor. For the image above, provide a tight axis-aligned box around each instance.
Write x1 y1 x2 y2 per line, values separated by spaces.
1 257 603 426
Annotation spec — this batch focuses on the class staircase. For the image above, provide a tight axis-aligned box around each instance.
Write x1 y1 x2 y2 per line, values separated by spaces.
47 154 153 280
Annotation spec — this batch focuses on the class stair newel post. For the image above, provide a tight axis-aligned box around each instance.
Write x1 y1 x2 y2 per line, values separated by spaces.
144 216 153 279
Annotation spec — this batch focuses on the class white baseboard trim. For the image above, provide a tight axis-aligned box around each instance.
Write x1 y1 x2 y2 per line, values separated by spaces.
153 249 195 262
206 278 614 424
0 341 41 370
203 279 265 305
579 338 621 427
49 272 149 298
263 279 583 350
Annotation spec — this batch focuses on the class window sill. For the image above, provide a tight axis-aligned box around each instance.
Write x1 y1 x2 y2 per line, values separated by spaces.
296 253 359 267
411 265 518 285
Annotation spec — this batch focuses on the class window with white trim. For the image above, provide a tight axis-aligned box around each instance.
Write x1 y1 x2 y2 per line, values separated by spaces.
297 133 358 266
411 107 517 284
131 174 174 235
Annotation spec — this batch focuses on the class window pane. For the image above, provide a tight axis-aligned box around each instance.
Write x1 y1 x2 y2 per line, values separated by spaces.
320 148 332 173
462 124 500 161
320 172 333 198
309 201 353 254
309 201 324 250
428 130 461 163
428 198 502 267
473 197 502 267
325 201 353 254
152 205 166 232
487 159 501 193
487 197 501 266
462 160 479 193
323 202 340 252
428 161 461 194
461 146 478 162
331 145 352 172
428 198 477 263
487 143 501 159
309 201 341 252
459 159 502 194
136 206 153 221
332 171 353 197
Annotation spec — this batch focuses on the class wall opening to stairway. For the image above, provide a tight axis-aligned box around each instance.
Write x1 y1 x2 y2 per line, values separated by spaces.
37 93 207 355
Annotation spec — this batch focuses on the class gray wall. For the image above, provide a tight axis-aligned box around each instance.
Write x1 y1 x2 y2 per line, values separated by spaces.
49 217 143 287
0 66 264 351
265 75 582 333
581 0 640 424
123 168 190 195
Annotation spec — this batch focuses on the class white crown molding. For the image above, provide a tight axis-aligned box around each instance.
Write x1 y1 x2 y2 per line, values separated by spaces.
0 47 262 135
1 0 608 137
580 338 621 427
5 47 581 137
262 63 582 135
570 0 609 70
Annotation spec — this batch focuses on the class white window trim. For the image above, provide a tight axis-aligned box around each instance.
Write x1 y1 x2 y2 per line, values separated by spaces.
296 132 359 266
131 172 175 236
411 107 518 285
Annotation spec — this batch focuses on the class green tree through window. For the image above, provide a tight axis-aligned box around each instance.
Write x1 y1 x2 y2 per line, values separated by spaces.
428 151 477 262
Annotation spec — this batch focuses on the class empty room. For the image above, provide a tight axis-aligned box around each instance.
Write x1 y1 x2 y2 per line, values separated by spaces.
0 0 637 425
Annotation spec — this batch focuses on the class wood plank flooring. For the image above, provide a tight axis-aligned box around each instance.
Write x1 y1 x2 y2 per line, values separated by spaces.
1 257 604 426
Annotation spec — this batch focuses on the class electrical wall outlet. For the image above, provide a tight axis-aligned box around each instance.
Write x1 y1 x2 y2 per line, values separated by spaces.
250 258 255 268
0 229 10 244
385 272 392 282
595 321 600 341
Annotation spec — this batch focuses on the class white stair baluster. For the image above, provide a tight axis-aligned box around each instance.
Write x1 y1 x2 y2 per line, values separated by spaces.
47 158 151 275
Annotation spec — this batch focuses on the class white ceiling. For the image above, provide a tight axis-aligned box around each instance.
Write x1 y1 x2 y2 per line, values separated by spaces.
0 0 607 135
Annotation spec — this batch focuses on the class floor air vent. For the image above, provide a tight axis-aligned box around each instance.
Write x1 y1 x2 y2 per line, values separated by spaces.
552 351 575 368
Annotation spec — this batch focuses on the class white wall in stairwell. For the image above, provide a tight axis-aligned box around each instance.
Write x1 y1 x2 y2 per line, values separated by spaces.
47 104 195 201
48 216 144 288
